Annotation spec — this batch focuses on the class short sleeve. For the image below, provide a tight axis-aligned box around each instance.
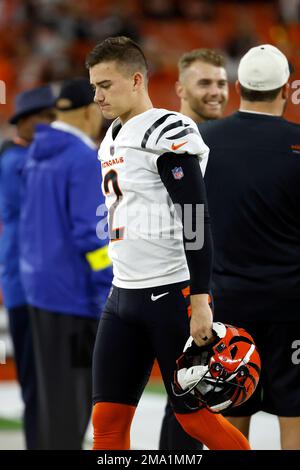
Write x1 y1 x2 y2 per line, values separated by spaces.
143 112 209 165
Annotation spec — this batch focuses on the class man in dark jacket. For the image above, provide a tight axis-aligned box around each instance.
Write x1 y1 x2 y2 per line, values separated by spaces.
202 45 300 449
20 78 113 449
0 85 55 449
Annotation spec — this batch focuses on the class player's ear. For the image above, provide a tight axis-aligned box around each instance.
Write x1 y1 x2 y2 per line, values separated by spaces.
175 81 185 99
133 72 144 90
282 82 289 100
235 80 241 96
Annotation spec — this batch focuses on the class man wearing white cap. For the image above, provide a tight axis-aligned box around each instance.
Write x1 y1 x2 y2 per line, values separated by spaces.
201 44 300 449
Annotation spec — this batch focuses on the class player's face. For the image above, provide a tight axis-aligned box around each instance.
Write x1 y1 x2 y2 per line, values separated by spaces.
179 61 228 121
90 61 136 122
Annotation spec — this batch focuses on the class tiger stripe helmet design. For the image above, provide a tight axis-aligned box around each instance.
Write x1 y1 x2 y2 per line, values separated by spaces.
173 322 261 413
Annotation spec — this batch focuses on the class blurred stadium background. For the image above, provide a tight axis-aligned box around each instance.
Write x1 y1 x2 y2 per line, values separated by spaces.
0 0 299 449
1 0 300 138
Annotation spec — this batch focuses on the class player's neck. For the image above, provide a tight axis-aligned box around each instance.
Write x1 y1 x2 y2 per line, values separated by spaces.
120 96 153 125
239 99 284 116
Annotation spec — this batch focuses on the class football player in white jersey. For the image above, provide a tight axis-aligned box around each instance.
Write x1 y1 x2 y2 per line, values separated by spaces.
160 48 229 451
87 36 250 450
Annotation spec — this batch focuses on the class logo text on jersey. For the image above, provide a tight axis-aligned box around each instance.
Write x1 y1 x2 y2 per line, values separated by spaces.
172 167 184 180
102 156 125 168
151 292 169 301
171 141 188 151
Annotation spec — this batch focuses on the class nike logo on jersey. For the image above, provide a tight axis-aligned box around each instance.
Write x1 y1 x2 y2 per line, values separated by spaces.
171 141 188 151
151 292 169 301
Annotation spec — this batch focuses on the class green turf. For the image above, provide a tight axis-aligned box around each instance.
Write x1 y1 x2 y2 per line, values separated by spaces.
0 417 21 430
145 380 165 395
0 381 164 432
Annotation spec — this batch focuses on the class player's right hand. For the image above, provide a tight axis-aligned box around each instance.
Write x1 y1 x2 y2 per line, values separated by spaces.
190 293 214 347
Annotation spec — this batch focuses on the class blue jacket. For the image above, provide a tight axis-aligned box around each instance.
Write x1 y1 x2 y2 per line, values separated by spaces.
0 140 28 308
20 123 112 318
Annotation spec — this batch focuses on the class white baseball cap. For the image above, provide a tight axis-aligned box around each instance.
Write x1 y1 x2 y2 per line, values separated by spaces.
238 44 290 91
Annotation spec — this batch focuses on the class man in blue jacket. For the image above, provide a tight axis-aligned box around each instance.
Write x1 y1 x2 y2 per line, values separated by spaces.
0 85 55 449
20 78 113 449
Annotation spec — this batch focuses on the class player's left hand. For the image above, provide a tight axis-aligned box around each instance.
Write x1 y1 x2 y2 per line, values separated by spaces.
190 293 214 347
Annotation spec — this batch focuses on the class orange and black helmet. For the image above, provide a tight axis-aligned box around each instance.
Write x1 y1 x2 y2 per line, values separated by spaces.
172 322 261 413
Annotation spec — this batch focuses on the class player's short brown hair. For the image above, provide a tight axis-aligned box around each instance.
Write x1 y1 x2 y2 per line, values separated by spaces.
178 49 226 77
240 85 282 102
86 36 148 81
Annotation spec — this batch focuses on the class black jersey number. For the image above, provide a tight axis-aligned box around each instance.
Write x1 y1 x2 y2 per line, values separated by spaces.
103 170 124 241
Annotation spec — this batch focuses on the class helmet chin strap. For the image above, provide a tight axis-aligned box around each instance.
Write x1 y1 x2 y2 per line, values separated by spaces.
176 364 209 393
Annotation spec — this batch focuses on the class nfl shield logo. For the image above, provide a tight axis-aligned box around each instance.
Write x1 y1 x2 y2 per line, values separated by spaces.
110 145 115 156
172 166 184 180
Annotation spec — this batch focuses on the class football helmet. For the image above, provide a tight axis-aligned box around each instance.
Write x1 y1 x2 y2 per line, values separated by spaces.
172 322 261 413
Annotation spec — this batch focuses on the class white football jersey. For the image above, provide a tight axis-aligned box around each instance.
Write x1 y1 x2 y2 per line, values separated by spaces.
98 108 209 289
